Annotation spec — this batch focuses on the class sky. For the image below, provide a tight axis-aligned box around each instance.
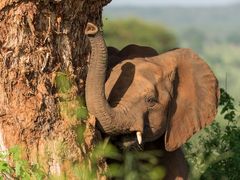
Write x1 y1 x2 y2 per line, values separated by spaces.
110 0 240 6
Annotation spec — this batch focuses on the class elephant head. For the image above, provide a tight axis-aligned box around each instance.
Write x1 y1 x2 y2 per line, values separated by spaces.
85 22 219 151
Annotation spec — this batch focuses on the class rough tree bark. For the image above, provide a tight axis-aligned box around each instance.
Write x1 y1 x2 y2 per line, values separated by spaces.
0 0 111 178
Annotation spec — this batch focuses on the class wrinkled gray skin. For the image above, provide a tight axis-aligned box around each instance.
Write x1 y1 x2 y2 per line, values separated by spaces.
85 23 219 179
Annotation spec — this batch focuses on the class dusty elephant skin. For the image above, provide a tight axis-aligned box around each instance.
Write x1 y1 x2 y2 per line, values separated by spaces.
85 23 219 179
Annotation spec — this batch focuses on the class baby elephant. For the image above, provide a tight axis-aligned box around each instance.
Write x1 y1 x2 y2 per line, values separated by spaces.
108 45 189 180
85 22 219 180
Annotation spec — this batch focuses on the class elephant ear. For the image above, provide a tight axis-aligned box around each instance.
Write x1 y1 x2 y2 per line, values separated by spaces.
164 49 219 151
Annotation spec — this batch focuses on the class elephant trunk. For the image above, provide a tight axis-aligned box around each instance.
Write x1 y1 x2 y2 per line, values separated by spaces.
85 24 135 135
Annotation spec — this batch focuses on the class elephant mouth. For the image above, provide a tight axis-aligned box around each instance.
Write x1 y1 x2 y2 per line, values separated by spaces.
143 126 164 143
143 113 165 143
111 134 143 151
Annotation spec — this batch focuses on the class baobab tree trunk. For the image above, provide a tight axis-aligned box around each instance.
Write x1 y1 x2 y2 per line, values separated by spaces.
0 0 111 177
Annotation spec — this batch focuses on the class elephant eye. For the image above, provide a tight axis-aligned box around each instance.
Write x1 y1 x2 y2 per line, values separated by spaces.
145 96 158 107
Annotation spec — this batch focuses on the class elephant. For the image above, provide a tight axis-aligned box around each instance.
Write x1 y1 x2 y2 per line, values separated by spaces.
107 45 188 179
85 22 219 179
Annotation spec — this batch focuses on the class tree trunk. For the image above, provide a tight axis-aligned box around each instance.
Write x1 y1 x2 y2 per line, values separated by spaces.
0 0 111 178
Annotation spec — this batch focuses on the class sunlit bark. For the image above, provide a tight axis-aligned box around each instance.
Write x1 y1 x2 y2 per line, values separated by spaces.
0 0 111 177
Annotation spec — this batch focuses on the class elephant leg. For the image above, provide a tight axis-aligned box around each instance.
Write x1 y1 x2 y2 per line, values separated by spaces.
160 148 189 180
144 137 189 180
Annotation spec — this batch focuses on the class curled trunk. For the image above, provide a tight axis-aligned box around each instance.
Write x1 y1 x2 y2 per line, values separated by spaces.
86 29 136 135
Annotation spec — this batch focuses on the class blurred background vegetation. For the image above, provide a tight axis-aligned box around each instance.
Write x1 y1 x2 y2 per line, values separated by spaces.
104 4 240 100
104 19 178 53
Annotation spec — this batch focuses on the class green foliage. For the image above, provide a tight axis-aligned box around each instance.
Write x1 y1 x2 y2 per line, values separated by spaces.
72 141 119 179
103 19 178 53
184 88 240 179
0 147 46 179
73 137 165 180
0 143 165 179
107 150 165 180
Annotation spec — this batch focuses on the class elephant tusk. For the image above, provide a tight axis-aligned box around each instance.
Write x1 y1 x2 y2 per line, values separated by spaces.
136 131 142 144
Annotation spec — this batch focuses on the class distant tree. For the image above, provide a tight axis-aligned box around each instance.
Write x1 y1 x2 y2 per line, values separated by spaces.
103 19 178 53
227 33 240 45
